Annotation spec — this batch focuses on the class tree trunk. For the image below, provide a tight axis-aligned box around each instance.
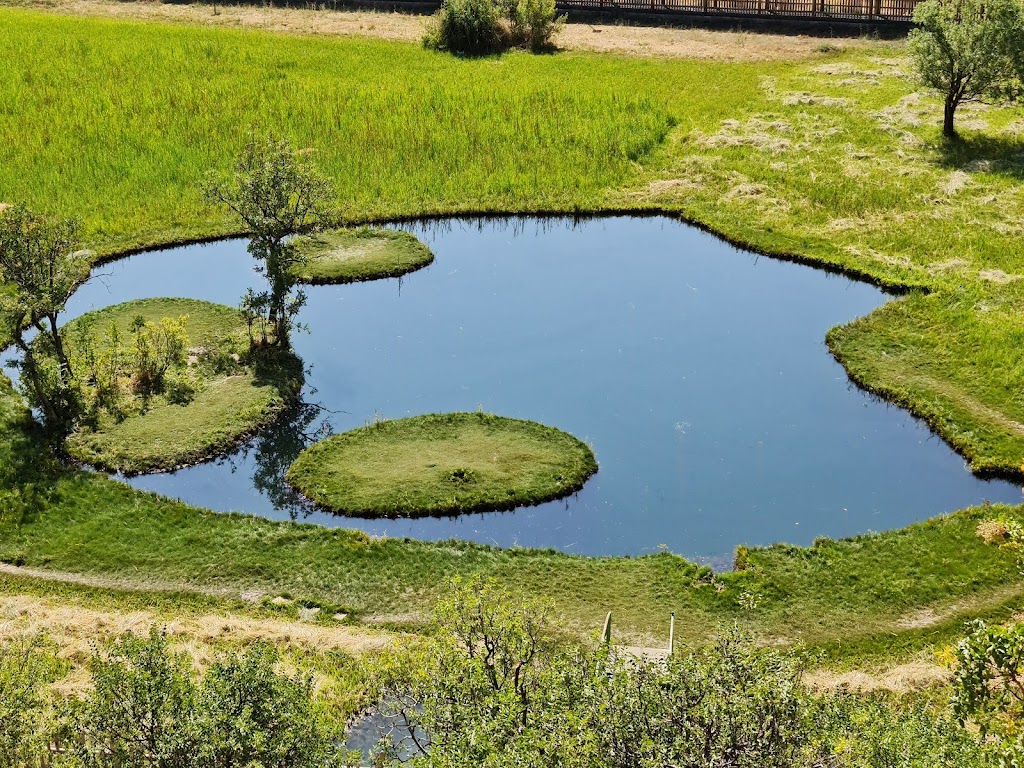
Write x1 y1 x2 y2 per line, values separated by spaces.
46 313 74 387
943 97 957 139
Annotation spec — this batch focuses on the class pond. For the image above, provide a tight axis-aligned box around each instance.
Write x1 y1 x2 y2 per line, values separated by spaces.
36 216 1022 560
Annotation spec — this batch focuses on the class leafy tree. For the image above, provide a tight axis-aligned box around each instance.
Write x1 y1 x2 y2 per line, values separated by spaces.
0 204 91 430
908 0 1024 137
206 136 333 349
66 628 342 768
952 619 1024 764
591 627 807 768
194 641 337 768
369 579 812 768
69 628 198 768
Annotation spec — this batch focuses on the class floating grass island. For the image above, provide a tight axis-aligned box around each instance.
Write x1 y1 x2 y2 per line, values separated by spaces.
63 298 303 475
286 412 598 517
292 228 434 285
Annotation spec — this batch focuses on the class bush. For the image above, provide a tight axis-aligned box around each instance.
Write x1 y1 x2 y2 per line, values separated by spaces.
510 0 564 52
425 0 503 55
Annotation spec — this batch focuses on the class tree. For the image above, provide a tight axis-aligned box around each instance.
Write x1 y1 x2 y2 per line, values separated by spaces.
206 136 334 349
908 0 1024 138
70 628 198 768
0 204 91 429
952 619 1024 764
193 642 336 768
368 579 812 768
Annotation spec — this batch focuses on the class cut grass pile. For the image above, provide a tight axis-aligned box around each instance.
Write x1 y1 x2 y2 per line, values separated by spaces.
292 228 433 285
286 412 598 517
60 298 303 474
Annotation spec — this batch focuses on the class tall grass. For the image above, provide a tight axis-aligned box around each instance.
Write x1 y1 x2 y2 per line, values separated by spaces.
0 10 760 248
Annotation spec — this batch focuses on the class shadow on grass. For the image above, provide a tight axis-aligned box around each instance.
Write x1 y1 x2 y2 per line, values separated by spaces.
934 132 1024 181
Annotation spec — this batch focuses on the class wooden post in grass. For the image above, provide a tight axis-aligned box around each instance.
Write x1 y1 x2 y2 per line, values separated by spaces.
668 611 675 658
602 611 612 644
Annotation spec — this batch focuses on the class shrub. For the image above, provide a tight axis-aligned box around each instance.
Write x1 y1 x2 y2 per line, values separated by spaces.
425 0 503 55
0 637 59 768
510 0 564 52
425 0 562 54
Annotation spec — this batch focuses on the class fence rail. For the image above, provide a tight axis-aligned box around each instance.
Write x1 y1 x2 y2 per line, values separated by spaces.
557 0 918 22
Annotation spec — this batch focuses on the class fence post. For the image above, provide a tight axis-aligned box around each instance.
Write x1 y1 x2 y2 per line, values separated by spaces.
602 612 612 644
668 611 675 658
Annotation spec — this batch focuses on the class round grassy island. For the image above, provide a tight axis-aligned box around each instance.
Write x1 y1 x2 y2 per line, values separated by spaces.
292 228 433 285
63 298 303 475
286 412 598 517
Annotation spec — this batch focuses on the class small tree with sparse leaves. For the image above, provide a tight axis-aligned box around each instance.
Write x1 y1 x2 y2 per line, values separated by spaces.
909 0 1024 138
0 204 91 431
205 135 334 350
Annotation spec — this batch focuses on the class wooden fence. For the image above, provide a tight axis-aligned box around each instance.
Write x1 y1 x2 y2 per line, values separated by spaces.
557 0 919 22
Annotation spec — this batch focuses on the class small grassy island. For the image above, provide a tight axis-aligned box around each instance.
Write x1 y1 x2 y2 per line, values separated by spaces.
292 228 434 285
286 411 598 517
63 297 302 474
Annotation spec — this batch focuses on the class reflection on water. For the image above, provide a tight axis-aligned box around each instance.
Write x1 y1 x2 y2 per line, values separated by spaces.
25 216 1022 559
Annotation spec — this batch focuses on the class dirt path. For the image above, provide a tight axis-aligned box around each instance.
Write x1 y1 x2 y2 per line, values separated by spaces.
4 0 894 62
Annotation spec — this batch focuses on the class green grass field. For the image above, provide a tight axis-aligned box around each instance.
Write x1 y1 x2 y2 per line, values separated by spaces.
293 228 434 284
287 412 598 516
1 7 1024 659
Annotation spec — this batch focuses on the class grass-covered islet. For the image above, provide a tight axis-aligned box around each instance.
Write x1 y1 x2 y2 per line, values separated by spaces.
286 412 598 517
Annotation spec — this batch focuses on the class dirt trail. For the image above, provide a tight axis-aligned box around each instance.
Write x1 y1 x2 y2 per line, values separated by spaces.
5 0 892 62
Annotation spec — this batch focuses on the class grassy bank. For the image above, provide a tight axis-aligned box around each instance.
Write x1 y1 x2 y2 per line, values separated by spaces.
1 7 1024 659
293 228 434 285
60 298 303 474
287 412 598 517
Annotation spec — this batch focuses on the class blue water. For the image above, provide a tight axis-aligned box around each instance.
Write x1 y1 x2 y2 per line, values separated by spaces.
42 216 1021 560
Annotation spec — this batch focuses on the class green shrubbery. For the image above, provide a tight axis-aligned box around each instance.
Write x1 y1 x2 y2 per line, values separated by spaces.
1 628 347 768
366 579 990 767
425 0 564 55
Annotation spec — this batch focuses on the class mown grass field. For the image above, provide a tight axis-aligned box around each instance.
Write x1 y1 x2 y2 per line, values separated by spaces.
1 7 1024 660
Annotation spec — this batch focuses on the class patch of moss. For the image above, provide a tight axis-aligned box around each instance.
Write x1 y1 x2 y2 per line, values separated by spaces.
286 411 597 517
292 228 433 285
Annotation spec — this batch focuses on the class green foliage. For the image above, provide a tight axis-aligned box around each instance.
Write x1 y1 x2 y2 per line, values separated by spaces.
67 627 342 768
909 0 1024 136
191 643 337 768
129 314 190 396
206 134 332 349
367 580 986 767
425 0 502 55
0 636 61 768
0 203 89 431
592 627 807 768
425 0 563 54
952 619 1024 764
70 627 197 767
509 0 565 52
811 692 987 767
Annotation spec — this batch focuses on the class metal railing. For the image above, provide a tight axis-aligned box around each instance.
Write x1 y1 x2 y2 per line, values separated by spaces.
557 0 918 22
